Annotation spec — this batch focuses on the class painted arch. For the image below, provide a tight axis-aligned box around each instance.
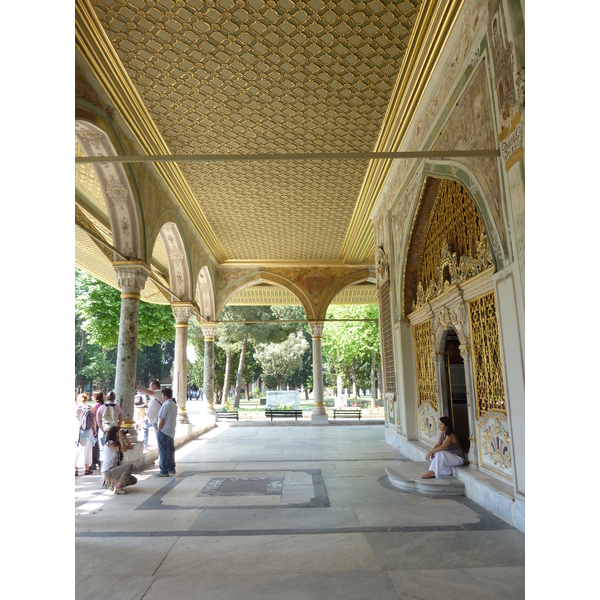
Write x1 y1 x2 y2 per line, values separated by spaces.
75 120 142 260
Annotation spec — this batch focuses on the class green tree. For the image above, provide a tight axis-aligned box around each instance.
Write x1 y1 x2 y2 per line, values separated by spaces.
254 332 309 390
322 304 380 398
75 269 175 350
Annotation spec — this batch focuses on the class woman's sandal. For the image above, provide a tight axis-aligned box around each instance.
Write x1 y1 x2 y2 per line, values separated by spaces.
114 488 129 495
84 469 92 475
421 473 436 479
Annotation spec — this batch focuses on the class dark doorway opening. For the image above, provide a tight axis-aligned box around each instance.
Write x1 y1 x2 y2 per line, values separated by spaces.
443 330 470 454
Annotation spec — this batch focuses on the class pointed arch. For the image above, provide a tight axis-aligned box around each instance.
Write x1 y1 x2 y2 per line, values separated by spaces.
75 120 142 259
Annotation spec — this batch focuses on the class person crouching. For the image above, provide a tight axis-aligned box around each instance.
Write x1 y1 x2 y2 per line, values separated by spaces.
101 426 137 495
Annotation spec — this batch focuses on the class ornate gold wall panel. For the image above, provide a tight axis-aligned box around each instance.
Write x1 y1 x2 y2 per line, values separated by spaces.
407 178 495 313
379 281 395 395
87 0 422 262
468 291 506 418
419 180 484 286
413 319 437 409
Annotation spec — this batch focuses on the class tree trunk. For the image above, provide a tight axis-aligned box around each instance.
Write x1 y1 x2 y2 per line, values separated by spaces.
371 349 377 400
233 334 248 408
222 351 232 404
244 383 249 402
352 358 357 398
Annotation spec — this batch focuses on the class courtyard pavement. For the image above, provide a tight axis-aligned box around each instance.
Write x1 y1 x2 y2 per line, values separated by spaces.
75 423 525 600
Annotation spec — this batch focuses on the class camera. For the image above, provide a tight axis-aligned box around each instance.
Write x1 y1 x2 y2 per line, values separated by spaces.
121 428 129 434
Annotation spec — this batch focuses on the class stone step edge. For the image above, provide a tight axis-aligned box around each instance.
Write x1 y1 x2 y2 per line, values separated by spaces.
385 465 465 496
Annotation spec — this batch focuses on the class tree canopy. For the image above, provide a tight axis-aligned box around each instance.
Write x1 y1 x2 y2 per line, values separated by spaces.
75 269 175 349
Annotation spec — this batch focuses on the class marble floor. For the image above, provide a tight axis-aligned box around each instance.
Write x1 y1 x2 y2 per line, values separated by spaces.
75 424 525 600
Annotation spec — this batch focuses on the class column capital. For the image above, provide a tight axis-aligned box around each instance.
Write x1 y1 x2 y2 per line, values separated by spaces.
200 321 218 340
308 320 325 339
113 261 150 295
172 302 194 325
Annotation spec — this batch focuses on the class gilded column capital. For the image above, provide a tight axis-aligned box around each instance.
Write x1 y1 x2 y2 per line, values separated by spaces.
308 321 325 339
200 321 218 340
113 261 150 295
172 302 194 325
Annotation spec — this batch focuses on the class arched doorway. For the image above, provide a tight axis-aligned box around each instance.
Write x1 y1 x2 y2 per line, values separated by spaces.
442 329 469 455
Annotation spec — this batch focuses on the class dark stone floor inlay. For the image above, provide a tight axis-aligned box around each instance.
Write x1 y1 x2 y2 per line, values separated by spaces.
200 477 283 497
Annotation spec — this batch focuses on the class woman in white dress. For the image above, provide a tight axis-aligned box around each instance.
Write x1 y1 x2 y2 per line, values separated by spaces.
421 416 465 479
75 393 94 476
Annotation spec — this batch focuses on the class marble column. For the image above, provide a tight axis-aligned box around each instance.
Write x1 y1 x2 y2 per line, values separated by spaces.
200 322 218 412
113 261 149 442
309 321 328 424
172 303 194 424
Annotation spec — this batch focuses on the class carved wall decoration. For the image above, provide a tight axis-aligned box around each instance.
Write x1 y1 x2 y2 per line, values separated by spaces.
413 320 437 409
376 246 390 287
478 412 513 478
468 291 506 417
418 402 438 444
385 393 396 425
75 120 141 260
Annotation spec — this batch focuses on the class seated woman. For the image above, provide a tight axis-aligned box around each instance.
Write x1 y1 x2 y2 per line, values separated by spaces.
421 416 465 479
101 426 138 495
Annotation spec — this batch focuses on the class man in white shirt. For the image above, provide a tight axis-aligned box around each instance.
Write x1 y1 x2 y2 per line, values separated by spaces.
137 380 163 449
156 388 178 477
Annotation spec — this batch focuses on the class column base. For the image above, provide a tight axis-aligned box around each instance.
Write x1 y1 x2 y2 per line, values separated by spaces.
311 412 329 425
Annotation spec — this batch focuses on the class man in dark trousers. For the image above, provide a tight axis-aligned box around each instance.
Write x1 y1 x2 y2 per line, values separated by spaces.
155 388 178 476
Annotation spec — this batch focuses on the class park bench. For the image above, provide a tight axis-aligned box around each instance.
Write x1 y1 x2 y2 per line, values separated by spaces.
215 411 239 421
265 409 303 421
333 408 361 420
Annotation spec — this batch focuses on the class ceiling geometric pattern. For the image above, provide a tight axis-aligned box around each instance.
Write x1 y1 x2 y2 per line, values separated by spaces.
88 0 422 261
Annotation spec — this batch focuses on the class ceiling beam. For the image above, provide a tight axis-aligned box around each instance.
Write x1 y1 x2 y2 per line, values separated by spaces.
76 149 499 164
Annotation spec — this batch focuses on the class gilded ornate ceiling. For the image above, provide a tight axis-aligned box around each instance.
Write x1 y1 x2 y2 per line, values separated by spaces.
87 0 423 262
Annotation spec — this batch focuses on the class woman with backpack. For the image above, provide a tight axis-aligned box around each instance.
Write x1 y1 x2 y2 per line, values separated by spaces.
75 393 95 476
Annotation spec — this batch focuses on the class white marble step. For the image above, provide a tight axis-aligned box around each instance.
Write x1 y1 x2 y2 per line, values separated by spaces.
386 461 465 496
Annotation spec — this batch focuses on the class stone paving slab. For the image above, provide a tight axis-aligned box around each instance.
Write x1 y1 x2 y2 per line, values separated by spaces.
189 506 361 531
386 566 525 600
155 533 382 576
365 530 526 570
139 571 401 600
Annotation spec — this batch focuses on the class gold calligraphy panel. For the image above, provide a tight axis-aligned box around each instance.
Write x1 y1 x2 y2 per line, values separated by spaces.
468 292 506 417
413 319 437 409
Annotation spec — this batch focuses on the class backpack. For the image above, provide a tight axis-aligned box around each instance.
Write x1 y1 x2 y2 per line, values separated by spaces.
102 404 119 431
80 405 94 431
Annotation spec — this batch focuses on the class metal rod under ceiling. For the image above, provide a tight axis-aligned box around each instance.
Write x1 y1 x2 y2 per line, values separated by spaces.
216 319 379 324
75 149 500 164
